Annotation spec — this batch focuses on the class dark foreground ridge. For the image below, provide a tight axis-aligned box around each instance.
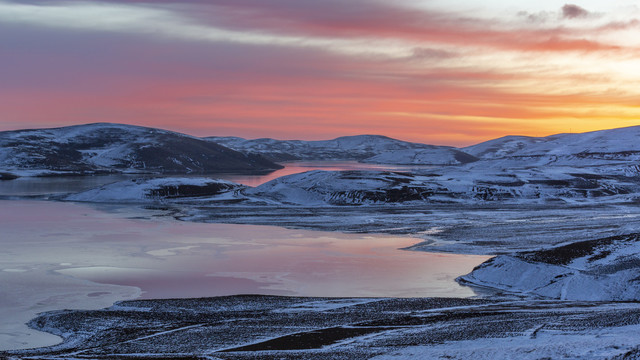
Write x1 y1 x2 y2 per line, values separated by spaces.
4 295 640 359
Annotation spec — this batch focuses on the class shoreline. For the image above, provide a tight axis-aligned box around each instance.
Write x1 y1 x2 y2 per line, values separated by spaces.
5 295 640 359
3 168 640 356
0 199 490 352
0 268 141 352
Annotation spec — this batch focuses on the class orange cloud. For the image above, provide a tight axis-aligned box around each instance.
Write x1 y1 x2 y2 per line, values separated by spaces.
2 1 640 146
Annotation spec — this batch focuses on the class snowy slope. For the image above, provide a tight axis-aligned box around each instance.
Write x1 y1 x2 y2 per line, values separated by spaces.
13 295 640 360
66 177 245 203
465 126 640 163
463 135 564 159
207 134 477 164
0 123 282 176
245 166 640 205
207 136 305 162
245 170 443 205
211 125 640 166
51 166 639 205
459 233 640 301
362 148 478 165
66 166 640 205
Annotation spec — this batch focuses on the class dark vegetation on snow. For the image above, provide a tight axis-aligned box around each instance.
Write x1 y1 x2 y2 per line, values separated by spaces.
147 182 241 198
6 296 640 359
518 233 640 266
0 124 282 175
0 172 18 180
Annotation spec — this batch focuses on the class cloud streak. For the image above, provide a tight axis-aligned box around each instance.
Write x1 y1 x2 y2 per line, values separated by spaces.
1 0 635 55
1 0 640 145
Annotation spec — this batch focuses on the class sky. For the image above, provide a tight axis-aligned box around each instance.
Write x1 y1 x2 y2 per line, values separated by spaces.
1 0 640 146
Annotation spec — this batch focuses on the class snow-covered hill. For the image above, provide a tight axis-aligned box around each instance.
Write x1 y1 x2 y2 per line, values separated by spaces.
245 170 442 205
465 126 640 165
362 148 478 165
459 233 640 301
62 164 640 205
66 177 245 203
0 123 282 176
246 166 640 205
207 135 478 165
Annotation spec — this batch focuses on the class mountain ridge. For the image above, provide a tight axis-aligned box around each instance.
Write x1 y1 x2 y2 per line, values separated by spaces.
464 125 640 160
0 123 282 176
206 134 477 165
3 123 640 176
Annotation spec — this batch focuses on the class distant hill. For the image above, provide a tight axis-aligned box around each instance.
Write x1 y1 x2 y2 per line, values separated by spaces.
0 123 282 176
5 123 640 177
464 126 640 164
206 134 478 165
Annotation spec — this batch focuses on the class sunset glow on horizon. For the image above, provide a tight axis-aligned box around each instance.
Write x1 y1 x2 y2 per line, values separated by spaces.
2 0 640 146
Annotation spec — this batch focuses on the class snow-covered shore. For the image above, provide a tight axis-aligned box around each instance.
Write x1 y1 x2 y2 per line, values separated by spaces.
6 296 640 359
459 233 640 301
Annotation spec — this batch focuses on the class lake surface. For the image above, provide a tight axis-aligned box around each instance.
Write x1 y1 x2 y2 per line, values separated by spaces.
0 161 432 196
217 161 434 187
0 199 490 351
0 162 485 351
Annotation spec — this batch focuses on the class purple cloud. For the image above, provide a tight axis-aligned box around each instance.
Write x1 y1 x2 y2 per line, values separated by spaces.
562 4 590 19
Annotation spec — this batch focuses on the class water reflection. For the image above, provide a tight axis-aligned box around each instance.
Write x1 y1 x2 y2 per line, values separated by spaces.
0 198 489 350
0 198 491 303
217 161 433 187
0 174 133 197
0 200 486 298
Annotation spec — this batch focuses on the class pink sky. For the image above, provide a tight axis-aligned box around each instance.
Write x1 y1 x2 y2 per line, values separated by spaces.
1 0 640 146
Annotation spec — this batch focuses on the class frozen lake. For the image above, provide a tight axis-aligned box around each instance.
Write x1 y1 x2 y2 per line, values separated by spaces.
0 199 490 351
0 162 485 351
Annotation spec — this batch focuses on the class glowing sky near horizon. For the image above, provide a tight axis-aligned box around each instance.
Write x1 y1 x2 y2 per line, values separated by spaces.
1 0 640 146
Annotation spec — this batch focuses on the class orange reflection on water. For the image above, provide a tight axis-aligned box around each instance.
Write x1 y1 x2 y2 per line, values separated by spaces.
2 200 490 299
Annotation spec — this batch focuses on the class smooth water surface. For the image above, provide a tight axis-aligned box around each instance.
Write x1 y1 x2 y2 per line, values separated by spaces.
217 161 433 187
0 199 490 350
0 174 134 197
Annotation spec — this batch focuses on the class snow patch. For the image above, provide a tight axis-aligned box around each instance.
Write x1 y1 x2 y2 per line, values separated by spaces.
65 177 245 203
460 233 640 301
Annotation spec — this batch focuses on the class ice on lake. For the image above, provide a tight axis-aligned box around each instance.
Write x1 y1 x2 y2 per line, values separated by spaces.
0 199 489 350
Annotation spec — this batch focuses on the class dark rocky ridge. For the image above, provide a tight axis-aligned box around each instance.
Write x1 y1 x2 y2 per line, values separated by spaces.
0 123 282 175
